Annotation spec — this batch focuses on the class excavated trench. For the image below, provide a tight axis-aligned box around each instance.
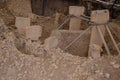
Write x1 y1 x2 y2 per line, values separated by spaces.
0 1 120 80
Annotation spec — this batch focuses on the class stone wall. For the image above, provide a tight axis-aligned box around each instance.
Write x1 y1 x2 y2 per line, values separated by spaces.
51 30 91 57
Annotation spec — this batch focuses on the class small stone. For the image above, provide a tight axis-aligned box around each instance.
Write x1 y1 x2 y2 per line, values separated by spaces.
1 77 5 80
110 61 116 65
94 64 98 67
44 36 59 51
105 73 110 79
52 63 58 69
113 64 120 69
24 71 27 74
87 77 94 80
88 57 93 60
99 72 103 75
95 70 103 75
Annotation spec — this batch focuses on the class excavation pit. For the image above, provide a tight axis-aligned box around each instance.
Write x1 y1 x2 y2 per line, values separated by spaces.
50 30 91 57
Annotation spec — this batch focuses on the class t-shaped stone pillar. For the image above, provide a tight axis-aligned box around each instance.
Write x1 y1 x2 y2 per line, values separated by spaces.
88 10 109 58
69 6 85 31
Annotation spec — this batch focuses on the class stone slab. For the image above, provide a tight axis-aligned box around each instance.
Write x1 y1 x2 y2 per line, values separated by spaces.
26 25 42 40
15 17 30 35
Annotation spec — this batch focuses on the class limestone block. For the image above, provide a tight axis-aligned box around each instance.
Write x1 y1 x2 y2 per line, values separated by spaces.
44 36 59 50
91 10 109 24
26 25 42 40
69 6 85 16
15 17 30 35
69 6 85 30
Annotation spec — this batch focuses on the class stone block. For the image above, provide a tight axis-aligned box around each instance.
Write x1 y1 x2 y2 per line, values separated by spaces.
44 36 59 51
15 17 30 35
26 25 42 40
69 6 85 30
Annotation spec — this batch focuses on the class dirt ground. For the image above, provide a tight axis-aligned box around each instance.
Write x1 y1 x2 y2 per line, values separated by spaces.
0 0 120 80
0 32 120 80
